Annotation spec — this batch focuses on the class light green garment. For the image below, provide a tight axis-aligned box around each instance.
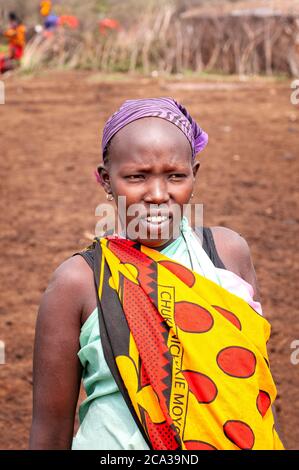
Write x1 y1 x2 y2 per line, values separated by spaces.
72 217 221 450
72 306 149 450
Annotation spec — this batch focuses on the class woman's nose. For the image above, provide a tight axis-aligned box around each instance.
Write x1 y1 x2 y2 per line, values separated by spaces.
143 178 170 204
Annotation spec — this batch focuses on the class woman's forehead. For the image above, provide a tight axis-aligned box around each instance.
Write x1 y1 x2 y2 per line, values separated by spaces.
110 117 192 155
116 153 192 170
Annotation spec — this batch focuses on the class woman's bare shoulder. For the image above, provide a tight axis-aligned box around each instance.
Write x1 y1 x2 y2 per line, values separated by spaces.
209 226 260 300
210 226 250 257
39 254 94 324
50 254 91 287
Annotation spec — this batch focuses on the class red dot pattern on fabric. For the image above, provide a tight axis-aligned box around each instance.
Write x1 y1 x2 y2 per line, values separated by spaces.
108 239 156 300
175 301 214 333
108 239 177 447
212 305 242 330
223 420 255 449
217 346 256 378
140 362 151 388
145 412 179 450
256 390 271 417
182 370 218 404
184 440 217 450
123 276 170 400
159 260 196 287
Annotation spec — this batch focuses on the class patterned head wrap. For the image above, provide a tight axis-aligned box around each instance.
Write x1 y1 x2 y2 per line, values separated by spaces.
101 97 208 161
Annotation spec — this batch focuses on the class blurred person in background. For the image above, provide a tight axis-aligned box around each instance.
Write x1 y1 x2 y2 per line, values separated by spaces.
39 0 79 38
40 0 52 17
39 0 59 36
0 12 26 74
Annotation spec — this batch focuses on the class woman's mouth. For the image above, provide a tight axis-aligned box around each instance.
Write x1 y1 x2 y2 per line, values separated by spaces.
138 214 173 238
145 215 170 224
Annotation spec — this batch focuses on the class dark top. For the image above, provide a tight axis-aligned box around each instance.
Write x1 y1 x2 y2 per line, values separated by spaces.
74 227 226 271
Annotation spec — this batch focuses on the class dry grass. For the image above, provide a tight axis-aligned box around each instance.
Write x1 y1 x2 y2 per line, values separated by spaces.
20 6 299 77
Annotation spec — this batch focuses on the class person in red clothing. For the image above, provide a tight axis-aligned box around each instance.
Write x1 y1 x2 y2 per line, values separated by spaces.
0 12 26 73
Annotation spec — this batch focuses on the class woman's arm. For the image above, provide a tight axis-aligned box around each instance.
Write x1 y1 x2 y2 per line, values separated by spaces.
29 256 87 449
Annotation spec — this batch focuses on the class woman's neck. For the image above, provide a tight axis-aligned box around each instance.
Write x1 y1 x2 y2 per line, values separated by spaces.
151 236 179 252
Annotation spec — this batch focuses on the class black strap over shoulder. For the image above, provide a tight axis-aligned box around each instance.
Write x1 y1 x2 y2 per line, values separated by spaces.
72 229 114 269
74 249 94 269
73 227 226 271
202 227 226 270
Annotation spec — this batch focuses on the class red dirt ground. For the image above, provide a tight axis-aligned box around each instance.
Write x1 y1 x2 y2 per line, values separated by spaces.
0 71 298 449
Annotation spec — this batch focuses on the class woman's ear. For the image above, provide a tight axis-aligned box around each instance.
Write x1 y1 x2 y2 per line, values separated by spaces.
192 161 200 178
97 164 111 193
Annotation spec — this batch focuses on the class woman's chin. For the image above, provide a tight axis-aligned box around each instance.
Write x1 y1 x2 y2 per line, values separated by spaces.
124 218 182 248
137 237 171 248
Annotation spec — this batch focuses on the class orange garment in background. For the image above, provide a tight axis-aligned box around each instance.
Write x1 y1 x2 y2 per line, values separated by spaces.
4 23 26 60
98 18 121 35
40 1 52 17
58 15 79 29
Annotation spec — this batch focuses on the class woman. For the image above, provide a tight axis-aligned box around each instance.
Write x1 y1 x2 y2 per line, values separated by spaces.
29 98 284 450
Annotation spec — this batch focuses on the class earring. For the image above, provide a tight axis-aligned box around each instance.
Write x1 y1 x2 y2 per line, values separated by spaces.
191 193 194 199
106 193 114 201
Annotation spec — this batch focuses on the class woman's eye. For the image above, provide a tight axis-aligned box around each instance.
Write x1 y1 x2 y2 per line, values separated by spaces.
169 174 186 180
125 175 144 180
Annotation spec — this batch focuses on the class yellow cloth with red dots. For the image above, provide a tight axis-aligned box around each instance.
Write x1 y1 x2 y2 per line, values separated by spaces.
92 235 284 450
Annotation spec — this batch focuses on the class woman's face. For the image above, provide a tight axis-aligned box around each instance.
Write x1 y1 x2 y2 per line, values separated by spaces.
98 117 200 248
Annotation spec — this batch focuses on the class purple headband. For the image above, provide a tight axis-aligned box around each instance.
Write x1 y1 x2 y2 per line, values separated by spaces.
102 97 208 160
